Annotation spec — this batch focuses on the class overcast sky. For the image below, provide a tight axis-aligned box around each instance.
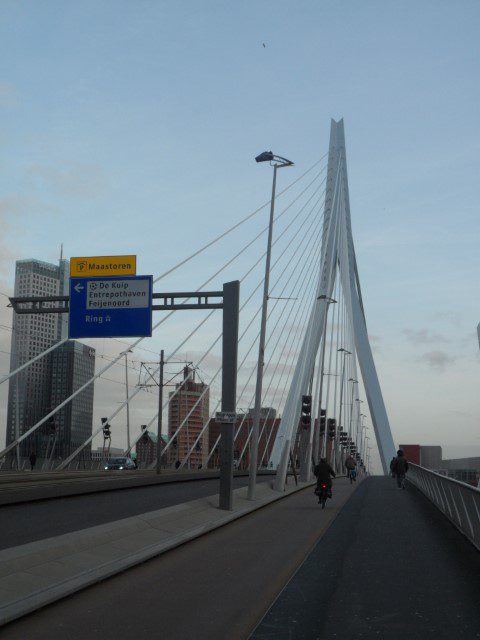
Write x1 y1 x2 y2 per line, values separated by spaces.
0 1 479 471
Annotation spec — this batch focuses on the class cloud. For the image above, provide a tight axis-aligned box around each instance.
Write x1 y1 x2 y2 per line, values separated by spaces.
0 81 19 108
28 164 109 198
0 195 33 217
418 350 456 371
403 328 450 345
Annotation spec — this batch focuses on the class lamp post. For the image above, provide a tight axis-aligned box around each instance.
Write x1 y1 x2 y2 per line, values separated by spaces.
313 295 337 465
354 398 363 445
359 414 367 463
347 379 358 440
248 151 294 500
336 349 351 469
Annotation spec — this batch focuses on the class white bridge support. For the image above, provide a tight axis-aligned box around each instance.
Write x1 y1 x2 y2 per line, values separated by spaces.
270 119 395 487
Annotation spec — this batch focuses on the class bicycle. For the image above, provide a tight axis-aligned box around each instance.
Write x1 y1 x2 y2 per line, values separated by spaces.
315 482 330 509
347 468 357 484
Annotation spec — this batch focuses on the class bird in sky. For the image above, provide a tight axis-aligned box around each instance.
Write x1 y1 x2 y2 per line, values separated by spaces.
262 43 266 48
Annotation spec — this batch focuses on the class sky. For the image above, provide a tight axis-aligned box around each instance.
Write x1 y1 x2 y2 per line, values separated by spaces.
0 1 479 471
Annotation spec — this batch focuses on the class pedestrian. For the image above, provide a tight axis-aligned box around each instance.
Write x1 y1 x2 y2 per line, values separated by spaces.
29 452 37 471
390 456 396 478
392 449 408 489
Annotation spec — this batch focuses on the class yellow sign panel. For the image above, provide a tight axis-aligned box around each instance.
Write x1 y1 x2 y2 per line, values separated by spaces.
70 255 137 277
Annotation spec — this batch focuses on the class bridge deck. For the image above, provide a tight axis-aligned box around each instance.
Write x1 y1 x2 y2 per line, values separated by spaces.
252 476 480 639
0 478 357 638
2 477 479 639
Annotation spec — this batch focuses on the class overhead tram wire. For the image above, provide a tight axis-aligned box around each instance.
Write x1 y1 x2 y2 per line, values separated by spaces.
158 203 327 465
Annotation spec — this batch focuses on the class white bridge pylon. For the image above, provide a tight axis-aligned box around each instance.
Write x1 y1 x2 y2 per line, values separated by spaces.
270 119 395 480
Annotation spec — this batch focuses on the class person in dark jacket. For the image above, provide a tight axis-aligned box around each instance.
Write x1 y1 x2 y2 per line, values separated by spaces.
314 458 336 499
392 449 409 489
345 454 357 481
390 457 396 478
29 452 37 471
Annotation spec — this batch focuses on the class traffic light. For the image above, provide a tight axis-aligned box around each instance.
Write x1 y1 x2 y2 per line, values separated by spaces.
319 409 326 434
301 395 312 429
327 418 336 440
101 417 111 440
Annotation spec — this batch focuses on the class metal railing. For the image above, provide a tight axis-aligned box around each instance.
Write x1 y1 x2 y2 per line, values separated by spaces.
408 463 480 551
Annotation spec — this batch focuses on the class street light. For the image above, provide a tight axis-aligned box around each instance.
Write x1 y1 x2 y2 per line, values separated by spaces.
337 349 351 430
249 150 294 500
347 380 358 440
313 296 338 465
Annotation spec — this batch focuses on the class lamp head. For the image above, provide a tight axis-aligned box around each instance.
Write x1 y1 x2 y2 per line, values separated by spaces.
255 151 274 163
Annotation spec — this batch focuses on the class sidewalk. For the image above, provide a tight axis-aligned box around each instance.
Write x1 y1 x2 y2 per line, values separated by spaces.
0 476 312 626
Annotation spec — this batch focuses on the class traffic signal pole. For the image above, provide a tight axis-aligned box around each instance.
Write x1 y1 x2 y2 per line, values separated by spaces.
156 350 164 474
299 394 312 482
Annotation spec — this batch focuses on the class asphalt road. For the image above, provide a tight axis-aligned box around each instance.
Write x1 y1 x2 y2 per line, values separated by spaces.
251 477 480 640
0 478 357 639
0 475 271 550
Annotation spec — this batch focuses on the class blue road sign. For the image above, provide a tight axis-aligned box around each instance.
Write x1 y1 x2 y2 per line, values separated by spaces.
69 275 153 339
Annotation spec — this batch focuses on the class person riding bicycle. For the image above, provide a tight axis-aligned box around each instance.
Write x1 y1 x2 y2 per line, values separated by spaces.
392 449 409 489
314 458 336 499
345 454 357 481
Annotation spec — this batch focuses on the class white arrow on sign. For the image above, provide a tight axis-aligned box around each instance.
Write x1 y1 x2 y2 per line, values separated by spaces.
74 283 84 293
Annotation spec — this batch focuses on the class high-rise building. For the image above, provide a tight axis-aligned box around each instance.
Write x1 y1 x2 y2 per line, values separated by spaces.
168 367 209 468
6 257 69 457
50 341 95 459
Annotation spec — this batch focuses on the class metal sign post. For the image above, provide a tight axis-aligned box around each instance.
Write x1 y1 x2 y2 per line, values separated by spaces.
7 278 240 511
219 280 239 511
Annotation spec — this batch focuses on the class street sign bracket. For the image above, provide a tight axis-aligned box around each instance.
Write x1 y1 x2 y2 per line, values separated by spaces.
9 290 225 315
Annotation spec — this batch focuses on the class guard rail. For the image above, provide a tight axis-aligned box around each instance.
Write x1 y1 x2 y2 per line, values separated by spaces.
408 463 480 551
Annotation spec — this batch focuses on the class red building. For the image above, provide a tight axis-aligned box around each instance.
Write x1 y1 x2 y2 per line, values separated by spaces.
168 367 209 469
208 413 280 469
398 444 421 465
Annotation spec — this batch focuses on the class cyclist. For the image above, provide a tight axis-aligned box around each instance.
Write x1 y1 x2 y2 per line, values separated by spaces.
392 449 409 489
314 458 336 500
345 453 357 482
